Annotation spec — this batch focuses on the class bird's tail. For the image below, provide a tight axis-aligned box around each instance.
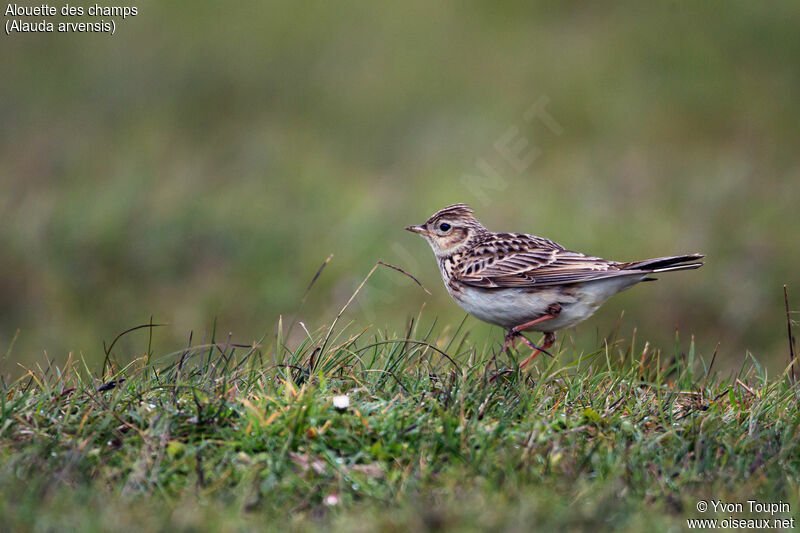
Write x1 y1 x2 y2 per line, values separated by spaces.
620 253 705 273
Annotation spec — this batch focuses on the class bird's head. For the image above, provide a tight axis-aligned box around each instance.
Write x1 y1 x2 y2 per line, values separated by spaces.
405 203 486 257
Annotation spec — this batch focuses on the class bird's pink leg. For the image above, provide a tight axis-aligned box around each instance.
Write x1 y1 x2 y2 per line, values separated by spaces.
508 307 560 336
500 312 557 354
501 304 562 365
519 332 556 368
500 332 522 353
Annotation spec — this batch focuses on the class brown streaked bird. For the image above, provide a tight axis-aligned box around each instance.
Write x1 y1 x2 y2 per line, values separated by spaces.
406 204 704 368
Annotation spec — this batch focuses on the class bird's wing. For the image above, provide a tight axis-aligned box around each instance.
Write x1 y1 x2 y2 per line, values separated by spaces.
454 233 639 288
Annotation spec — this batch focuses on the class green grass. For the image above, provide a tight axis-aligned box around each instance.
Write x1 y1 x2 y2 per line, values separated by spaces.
1 307 799 532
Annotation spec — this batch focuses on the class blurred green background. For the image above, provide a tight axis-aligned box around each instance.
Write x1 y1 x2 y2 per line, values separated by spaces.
2 0 799 373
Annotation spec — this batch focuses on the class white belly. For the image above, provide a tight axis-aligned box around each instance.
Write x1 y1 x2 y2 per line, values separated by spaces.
447 275 647 332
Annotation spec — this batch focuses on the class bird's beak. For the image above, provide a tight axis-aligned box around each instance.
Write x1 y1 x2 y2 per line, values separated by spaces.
405 224 432 237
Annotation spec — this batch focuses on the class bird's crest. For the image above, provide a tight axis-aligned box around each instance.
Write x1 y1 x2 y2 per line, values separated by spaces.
425 203 475 224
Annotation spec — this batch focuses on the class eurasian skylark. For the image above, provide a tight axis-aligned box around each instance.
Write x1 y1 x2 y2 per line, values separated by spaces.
406 204 704 368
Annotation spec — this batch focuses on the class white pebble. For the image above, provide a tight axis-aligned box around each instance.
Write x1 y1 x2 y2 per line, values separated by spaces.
332 395 350 410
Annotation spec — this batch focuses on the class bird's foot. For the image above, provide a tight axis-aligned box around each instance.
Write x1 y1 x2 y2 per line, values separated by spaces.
519 332 556 368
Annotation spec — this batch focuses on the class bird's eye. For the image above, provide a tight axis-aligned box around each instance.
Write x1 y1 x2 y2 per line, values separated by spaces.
439 223 451 232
